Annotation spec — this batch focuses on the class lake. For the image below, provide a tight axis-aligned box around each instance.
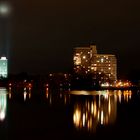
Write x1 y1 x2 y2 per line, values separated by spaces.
0 87 140 140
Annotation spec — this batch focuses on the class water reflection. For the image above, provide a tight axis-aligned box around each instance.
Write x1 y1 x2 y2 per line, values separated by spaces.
71 90 132 132
5 87 134 134
8 87 12 99
45 89 70 106
0 88 7 121
23 87 32 101
116 90 132 103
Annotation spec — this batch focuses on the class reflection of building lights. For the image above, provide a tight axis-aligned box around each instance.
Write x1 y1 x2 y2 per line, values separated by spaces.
0 111 5 120
101 110 104 125
29 93 31 99
73 109 81 127
9 93 12 99
123 90 132 102
72 91 118 132
64 96 67 104
23 91 27 101
46 93 49 99
108 98 111 115
49 96 52 105
0 88 7 121
116 90 133 103
94 101 97 117
8 87 12 99
118 93 122 103
91 103 94 114
82 113 86 127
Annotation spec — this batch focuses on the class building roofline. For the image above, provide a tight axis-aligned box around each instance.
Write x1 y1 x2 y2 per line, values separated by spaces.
74 47 91 49
94 54 116 56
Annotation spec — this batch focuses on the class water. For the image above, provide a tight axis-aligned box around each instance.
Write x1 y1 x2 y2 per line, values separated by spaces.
0 87 140 139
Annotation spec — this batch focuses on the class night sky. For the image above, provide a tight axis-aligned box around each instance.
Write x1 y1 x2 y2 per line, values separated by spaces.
2 0 140 77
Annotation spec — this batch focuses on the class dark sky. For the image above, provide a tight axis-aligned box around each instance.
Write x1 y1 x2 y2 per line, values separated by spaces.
2 0 140 77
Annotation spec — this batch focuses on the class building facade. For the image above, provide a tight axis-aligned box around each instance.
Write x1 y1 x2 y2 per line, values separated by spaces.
73 45 117 81
0 57 8 78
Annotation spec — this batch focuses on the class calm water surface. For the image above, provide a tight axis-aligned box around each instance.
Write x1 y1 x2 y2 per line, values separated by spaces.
0 87 140 140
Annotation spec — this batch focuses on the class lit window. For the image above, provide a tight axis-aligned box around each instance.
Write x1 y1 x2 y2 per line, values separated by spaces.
83 56 86 59
94 67 97 71
74 56 81 65
76 53 80 56
108 67 111 70
101 58 104 63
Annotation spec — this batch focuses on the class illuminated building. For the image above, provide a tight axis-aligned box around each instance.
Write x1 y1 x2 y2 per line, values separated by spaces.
73 44 117 81
92 54 117 81
0 57 8 78
0 2 11 70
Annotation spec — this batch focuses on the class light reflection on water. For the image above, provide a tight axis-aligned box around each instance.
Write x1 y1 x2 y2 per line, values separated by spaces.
23 87 32 101
4 87 134 134
0 88 7 121
70 90 132 132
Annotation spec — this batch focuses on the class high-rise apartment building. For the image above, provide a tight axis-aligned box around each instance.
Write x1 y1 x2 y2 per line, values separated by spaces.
73 45 117 81
0 57 8 78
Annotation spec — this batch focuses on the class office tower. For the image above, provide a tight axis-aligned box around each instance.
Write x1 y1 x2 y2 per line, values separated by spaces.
0 57 8 78
73 45 117 81
0 2 11 56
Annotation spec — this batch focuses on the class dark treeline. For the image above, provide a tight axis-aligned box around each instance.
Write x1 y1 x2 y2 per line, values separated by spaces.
0 71 139 90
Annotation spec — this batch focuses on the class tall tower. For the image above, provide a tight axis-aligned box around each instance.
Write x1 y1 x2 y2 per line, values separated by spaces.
0 1 11 56
0 57 8 78
0 2 11 77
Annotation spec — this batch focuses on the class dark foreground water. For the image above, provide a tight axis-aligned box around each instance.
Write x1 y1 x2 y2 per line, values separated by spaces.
0 87 140 140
